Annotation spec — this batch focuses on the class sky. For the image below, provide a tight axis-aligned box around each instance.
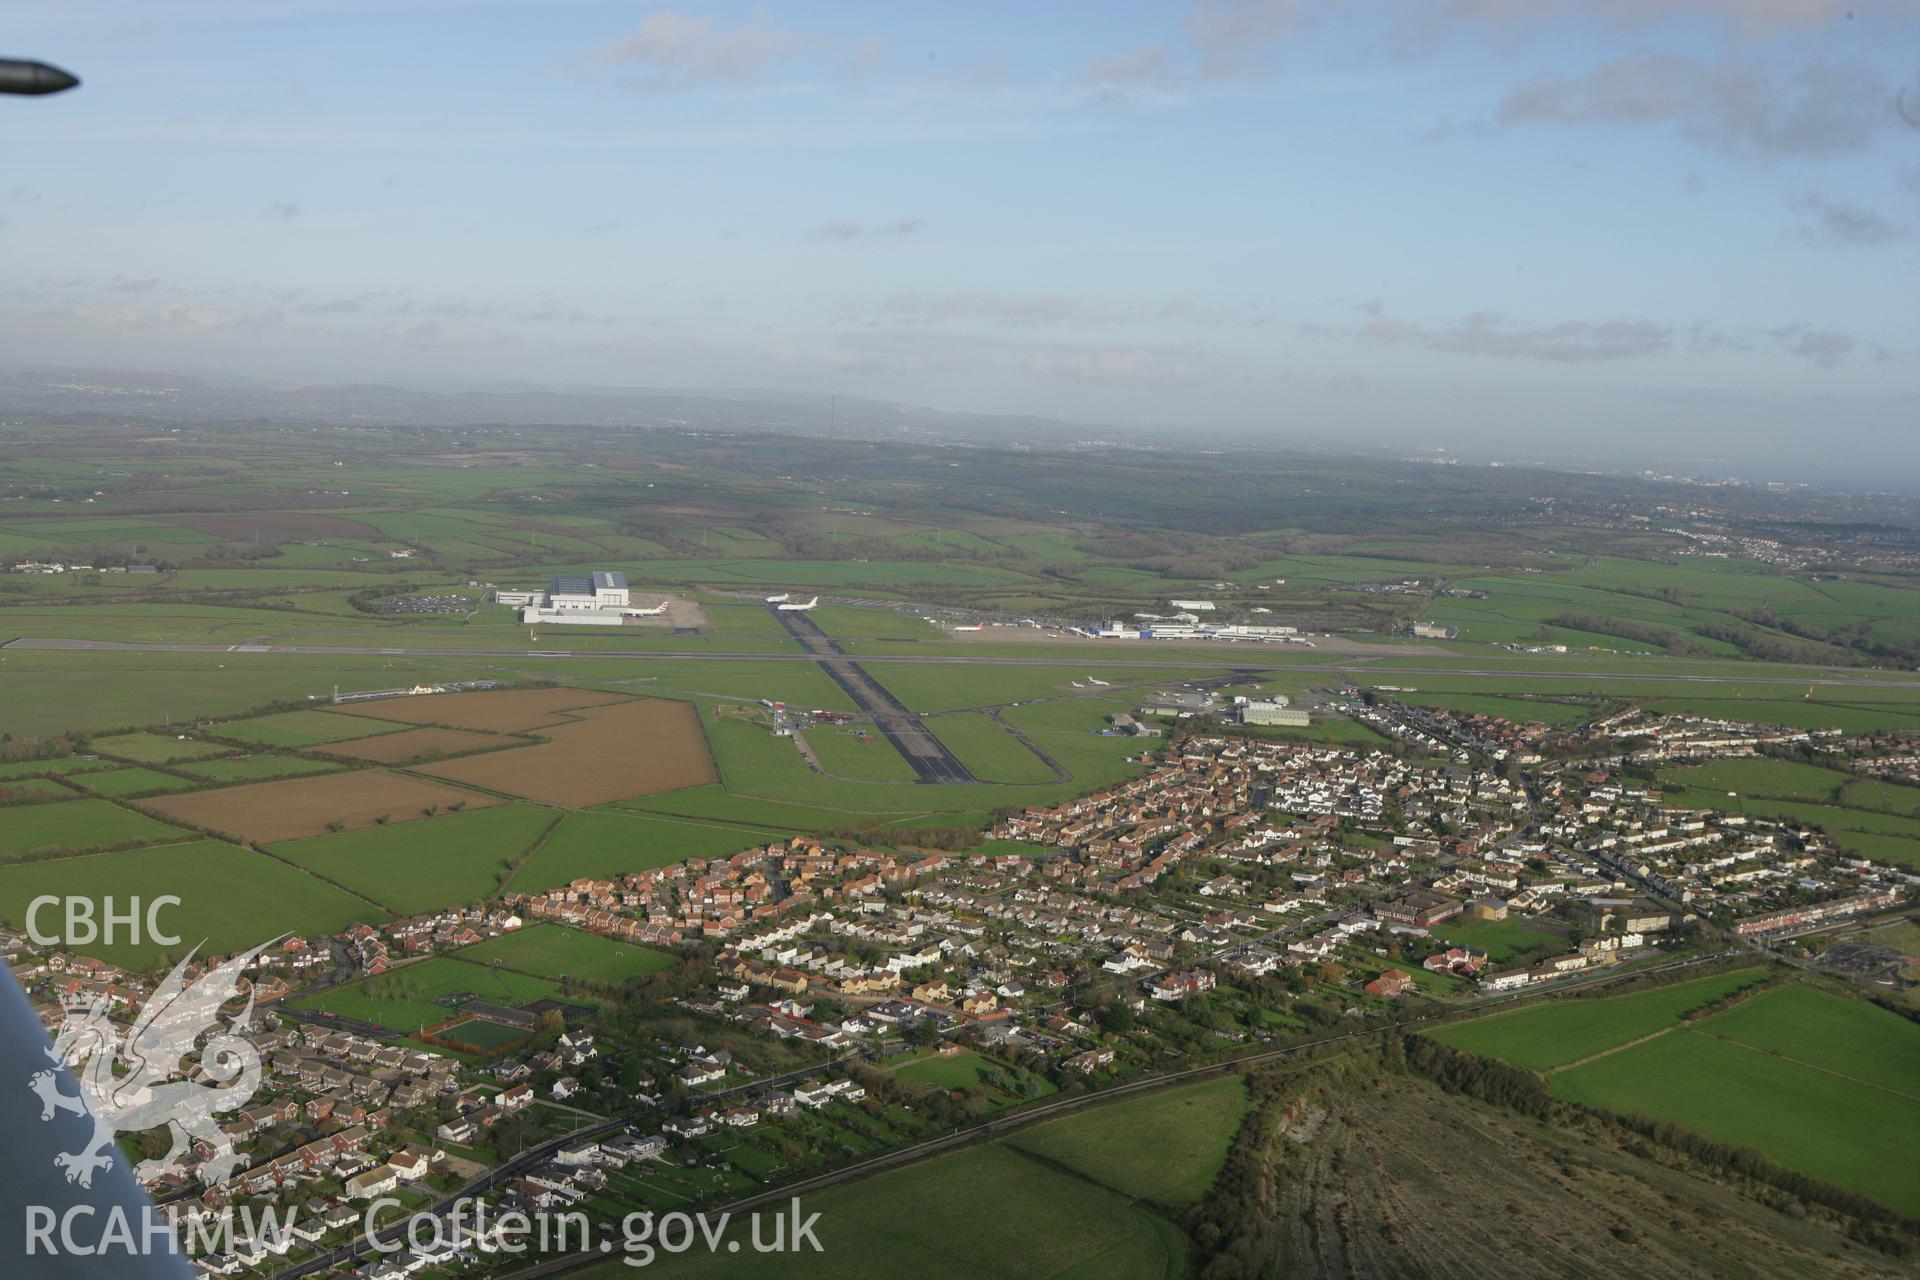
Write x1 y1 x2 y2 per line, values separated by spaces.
2 0 1917 484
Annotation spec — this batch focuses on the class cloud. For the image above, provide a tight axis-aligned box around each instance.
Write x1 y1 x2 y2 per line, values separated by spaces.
1087 46 1176 91
1434 0 1879 38
1766 323 1856 368
860 292 1105 326
595 8 853 91
108 275 162 293
259 201 300 222
1345 308 1673 361
838 291 1273 329
1791 193 1908 245
815 215 924 240
1495 54 1887 157
1186 0 1310 76
1026 346 1195 385
299 293 378 314
847 293 1173 327
514 303 618 326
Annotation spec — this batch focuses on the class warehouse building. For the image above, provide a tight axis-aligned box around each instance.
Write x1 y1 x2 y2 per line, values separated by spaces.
495 570 631 625
1240 699 1310 727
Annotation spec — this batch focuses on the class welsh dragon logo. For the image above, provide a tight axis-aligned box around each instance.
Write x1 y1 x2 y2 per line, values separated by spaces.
28 942 275 1190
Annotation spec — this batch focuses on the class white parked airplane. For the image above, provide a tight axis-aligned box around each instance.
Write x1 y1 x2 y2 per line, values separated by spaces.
1086 676 1111 686
764 592 790 604
775 595 819 611
623 600 671 617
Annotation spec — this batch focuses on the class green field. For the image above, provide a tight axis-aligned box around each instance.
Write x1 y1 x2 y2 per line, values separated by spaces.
1429 914 1561 963
212 709 401 748
0 778 74 802
73 767 202 797
888 1050 1056 1110
270 803 556 914
806 603 943 642
1437 973 1920 1215
872 664 1221 714
179 753 347 783
0 755 121 780
1009 1073 1251 1205
926 712 1058 783
1552 1023 1919 1216
1660 757 1851 803
1691 982 1920 1096
435 1017 531 1050
0 839 380 968
507 810 782 893
1843 777 1920 818
701 710 1147 828
294 955 562 1033
623 784 904 832
588 1143 1188 1280
889 1050 1005 1091
1430 968 1767 1070
0 798 190 861
453 923 678 983
802 724 919 782
91 732 230 764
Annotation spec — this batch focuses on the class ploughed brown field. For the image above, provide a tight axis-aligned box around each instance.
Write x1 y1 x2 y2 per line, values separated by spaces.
139 770 500 843
415 698 714 807
322 687 631 734
315 726 510 764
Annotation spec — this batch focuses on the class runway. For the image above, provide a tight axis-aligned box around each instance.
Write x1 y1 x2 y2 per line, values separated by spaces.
766 608 977 785
6 635 1916 691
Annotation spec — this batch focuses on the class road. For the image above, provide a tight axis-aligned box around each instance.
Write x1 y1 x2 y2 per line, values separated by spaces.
8 636 1915 689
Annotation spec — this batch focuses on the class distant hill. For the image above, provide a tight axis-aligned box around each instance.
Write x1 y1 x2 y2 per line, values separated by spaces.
0 365 1112 447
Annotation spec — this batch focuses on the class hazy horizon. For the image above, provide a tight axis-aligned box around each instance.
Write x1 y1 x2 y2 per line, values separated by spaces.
3 1 1917 485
